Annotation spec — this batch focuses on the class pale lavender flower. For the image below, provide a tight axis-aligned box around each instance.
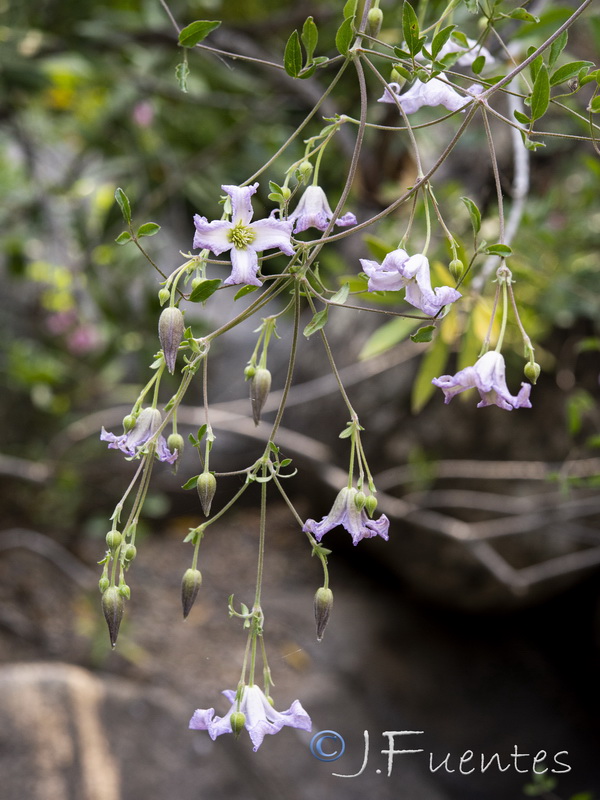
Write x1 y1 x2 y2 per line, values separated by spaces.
100 407 178 463
286 185 357 233
193 183 294 287
189 685 311 751
303 487 390 546
432 350 532 410
378 74 480 114
360 249 461 316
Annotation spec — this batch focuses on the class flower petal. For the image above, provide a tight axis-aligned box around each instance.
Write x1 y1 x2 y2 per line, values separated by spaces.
224 247 262 287
250 218 294 255
193 216 233 255
222 183 258 225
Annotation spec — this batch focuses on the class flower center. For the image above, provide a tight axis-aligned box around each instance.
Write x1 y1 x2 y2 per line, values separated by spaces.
228 222 256 250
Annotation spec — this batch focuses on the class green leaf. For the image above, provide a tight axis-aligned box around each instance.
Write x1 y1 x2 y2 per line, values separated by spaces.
550 61 593 87
548 30 568 69
530 64 550 121
508 8 539 23
513 109 531 125
178 20 221 48
233 284 259 300
520 131 546 151
359 317 419 360
343 0 358 19
284 30 302 78
182 475 200 490
402 1 422 57
461 196 481 234
330 283 350 304
529 52 544 85
189 278 221 303
410 325 436 343
115 230 132 245
136 222 161 238
485 243 513 257
411 331 449 413
303 307 328 337
301 16 318 62
335 17 355 56
471 55 486 75
115 187 131 224
588 95 600 113
175 61 189 93
431 25 455 59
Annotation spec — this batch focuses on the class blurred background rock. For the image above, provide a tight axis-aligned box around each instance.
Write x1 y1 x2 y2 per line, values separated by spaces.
1 0 599 798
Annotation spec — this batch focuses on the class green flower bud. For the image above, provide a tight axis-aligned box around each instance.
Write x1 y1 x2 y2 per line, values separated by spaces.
354 491 367 511
158 306 185 374
123 544 137 564
367 7 383 37
244 364 256 380
365 495 378 517
449 258 465 283
197 471 217 517
250 368 271 426
230 711 246 738
314 587 334 642
98 575 110 593
122 414 137 432
167 433 184 456
181 568 203 619
297 160 313 183
105 530 122 550
101 585 125 647
158 288 171 306
524 361 541 384
118 582 131 600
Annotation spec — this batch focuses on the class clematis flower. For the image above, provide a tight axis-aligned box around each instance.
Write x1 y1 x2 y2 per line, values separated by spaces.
189 685 311 751
303 487 390 546
193 183 294 287
432 350 532 410
378 74 480 114
286 185 357 233
100 407 178 463
360 249 461 316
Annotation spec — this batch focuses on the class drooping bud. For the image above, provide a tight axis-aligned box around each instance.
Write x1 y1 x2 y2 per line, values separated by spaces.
449 258 465 283
106 530 122 550
230 711 246 738
122 414 137 432
101 585 125 647
167 433 184 457
524 361 541 384
365 495 378 517
196 471 217 517
354 491 366 512
250 368 271 426
181 568 203 619
123 544 137 564
297 160 313 184
367 7 383 37
98 575 110 593
158 288 171 306
313 587 334 642
244 364 256 380
158 306 185 374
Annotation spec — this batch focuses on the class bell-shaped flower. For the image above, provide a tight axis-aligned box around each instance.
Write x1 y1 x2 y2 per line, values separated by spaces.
189 685 311 751
100 407 178 463
193 183 294 287
303 487 390 546
378 74 480 114
432 350 532 410
360 249 461 316
286 185 357 233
